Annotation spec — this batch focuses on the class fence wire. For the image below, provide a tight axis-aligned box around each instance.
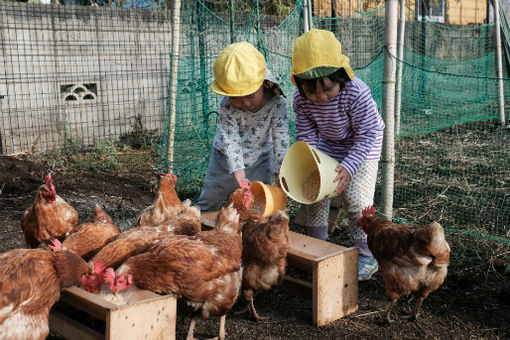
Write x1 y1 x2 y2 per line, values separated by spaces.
0 1 509 237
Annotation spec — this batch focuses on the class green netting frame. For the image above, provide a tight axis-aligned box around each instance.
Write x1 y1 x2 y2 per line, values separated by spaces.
158 1 510 236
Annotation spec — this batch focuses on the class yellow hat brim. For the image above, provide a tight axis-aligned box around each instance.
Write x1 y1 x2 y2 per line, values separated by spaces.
210 78 264 97
290 29 354 86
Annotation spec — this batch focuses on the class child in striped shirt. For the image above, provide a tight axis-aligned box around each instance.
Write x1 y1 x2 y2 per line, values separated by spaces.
196 42 289 212
290 29 385 281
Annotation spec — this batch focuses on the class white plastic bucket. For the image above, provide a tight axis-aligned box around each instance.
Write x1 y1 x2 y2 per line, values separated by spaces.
279 141 340 204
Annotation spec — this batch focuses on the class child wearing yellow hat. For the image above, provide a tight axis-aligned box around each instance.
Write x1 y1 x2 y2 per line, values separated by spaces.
291 29 385 281
196 42 289 211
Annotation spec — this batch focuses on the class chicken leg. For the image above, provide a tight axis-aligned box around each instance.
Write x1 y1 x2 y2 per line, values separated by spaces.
401 296 424 321
186 318 198 340
186 315 227 340
234 296 267 321
218 314 226 340
381 299 397 324
248 297 267 321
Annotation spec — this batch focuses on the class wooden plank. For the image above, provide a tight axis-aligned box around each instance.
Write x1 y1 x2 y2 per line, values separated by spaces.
201 211 218 228
110 286 164 306
313 247 359 327
288 231 350 260
281 275 313 299
49 310 103 340
106 294 177 340
60 286 116 320
287 251 316 271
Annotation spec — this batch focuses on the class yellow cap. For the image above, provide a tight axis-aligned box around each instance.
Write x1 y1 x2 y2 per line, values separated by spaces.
210 42 267 97
291 29 354 86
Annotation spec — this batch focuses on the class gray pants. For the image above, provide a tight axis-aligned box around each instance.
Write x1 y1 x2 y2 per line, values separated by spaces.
196 149 274 212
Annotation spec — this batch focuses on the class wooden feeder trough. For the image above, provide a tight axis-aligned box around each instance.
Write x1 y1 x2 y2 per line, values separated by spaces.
49 286 177 340
201 211 358 327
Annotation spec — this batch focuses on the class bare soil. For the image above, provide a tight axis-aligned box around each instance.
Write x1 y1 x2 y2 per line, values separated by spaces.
0 154 509 340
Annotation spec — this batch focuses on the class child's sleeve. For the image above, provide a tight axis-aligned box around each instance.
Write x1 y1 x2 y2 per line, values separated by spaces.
271 98 290 174
340 87 380 177
217 99 245 174
293 91 319 146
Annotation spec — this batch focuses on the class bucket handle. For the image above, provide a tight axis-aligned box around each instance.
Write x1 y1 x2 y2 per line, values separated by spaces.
281 176 289 193
311 149 321 164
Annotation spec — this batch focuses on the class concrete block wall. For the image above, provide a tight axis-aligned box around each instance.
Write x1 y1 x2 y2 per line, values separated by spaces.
0 3 173 154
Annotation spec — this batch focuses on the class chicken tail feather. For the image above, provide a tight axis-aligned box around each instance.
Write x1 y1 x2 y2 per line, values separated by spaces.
428 221 450 261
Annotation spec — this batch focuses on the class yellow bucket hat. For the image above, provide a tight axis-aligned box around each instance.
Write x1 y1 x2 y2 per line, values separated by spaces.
291 29 355 86
210 42 267 97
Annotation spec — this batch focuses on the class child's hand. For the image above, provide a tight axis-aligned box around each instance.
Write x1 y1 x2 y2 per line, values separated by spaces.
333 166 351 194
233 169 250 189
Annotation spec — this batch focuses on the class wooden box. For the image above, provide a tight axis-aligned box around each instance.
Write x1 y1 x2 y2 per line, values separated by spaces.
283 231 358 326
201 211 358 327
49 286 177 340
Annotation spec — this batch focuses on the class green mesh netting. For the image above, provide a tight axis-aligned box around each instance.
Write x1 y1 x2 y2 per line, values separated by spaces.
157 0 304 196
158 1 510 237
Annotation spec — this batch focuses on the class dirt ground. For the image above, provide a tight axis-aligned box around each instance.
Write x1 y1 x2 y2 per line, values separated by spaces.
0 154 509 340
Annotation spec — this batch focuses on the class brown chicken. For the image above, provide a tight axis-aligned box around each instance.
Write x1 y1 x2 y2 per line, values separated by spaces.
135 172 183 227
228 186 266 225
228 187 290 321
240 210 290 321
21 171 79 248
49 205 120 260
88 199 201 271
104 204 242 340
0 248 93 340
358 206 450 323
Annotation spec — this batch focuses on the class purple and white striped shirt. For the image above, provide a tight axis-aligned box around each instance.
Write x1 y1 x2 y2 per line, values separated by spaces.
293 77 385 177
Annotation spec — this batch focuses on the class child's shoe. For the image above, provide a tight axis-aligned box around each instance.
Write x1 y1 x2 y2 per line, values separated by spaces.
358 256 378 281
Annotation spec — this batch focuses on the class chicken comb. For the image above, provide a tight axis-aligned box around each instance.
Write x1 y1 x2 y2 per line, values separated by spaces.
362 206 376 217
44 171 53 185
44 171 56 193
239 181 250 190
237 181 253 207
243 192 253 208
103 267 116 283
81 275 98 293
48 239 61 252
93 261 105 275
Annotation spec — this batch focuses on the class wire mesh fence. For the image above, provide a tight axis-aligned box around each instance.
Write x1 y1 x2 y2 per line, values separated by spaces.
1 1 509 238
0 2 172 155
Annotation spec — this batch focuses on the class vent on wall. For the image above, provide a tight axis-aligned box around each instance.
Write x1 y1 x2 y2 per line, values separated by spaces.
61 83 97 102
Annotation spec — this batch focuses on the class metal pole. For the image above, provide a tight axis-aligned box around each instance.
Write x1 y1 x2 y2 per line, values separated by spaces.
230 0 234 44
308 0 314 30
493 0 506 126
394 0 406 135
167 0 181 171
381 0 399 219
303 0 309 33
